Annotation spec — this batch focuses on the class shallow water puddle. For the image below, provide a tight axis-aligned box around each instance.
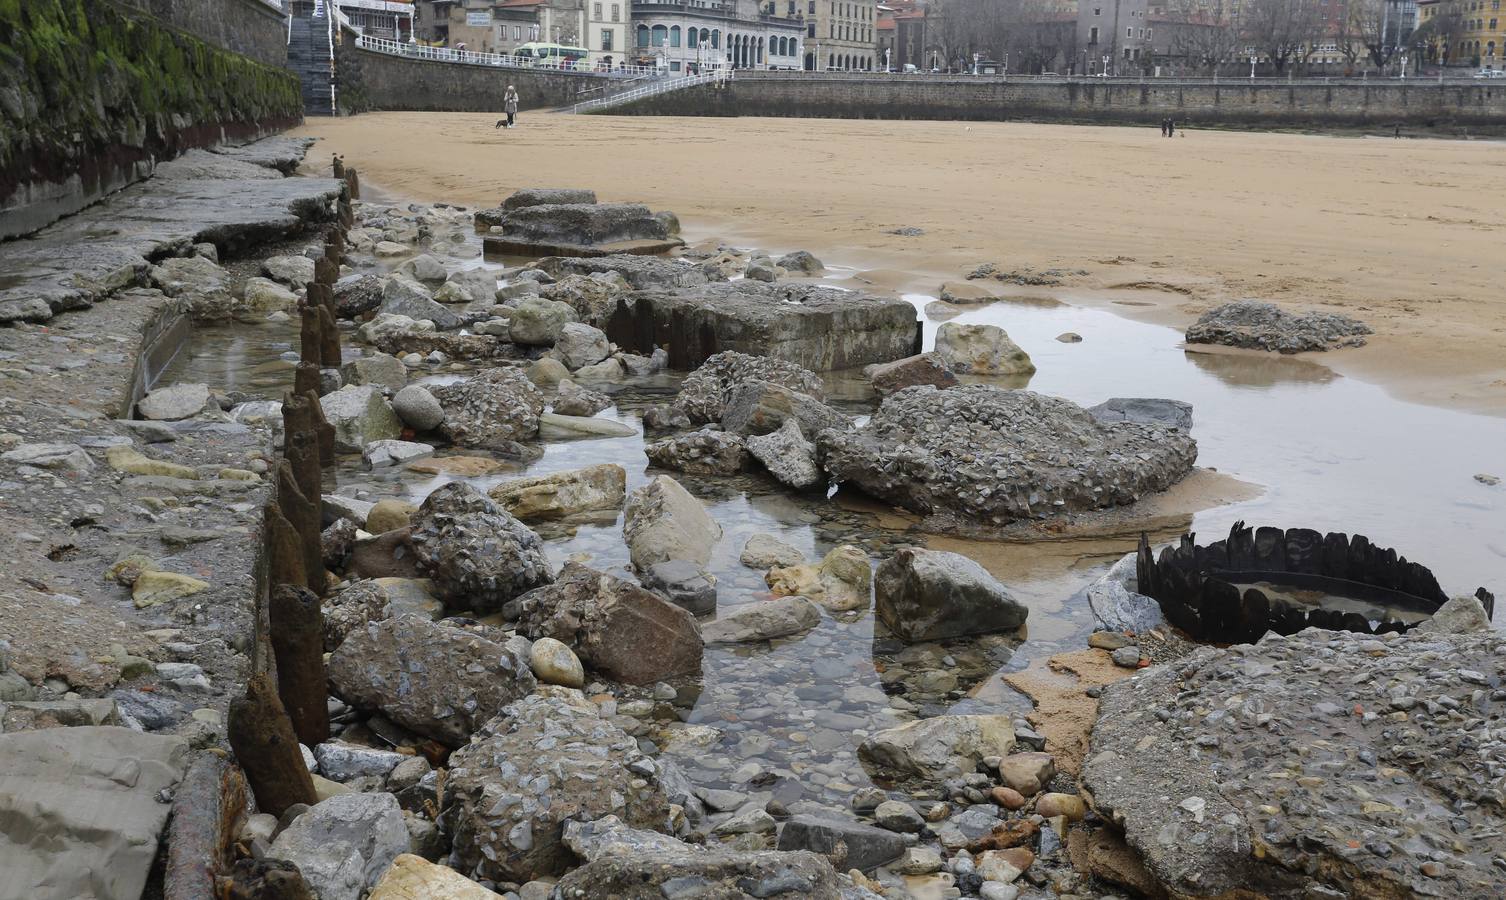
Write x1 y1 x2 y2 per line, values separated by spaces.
158 217 1505 813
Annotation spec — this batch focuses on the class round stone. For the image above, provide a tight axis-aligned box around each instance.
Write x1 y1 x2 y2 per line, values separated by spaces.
529 637 585 688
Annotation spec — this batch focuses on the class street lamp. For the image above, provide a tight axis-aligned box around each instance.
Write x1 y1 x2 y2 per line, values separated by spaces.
1249 53 1256 78
1102 53 1109 76
885 47 890 72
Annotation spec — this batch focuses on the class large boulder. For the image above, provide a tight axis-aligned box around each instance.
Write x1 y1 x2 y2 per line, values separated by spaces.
875 548 1028 642
934 322 1035 375
321 578 443 652
148 255 234 320
516 562 704 684
327 615 536 747
487 463 626 521
320 384 403 452
501 202 671 246
607 282 919 371
644 427 749 476
340 352 408 391
0 727 188 900
444 692 672 883
745 418 822 489
266 793 408 900
438 267 500 303
548 322 611 369
702 596 822 644
379 276 462 331
368 854 503 899
391 384 445 432
766 545 871 612
241 277 299 315
818 386 1198 527
859 715 1016 781
1087 397 1194 431
334 274 384 318
551 380 612 417
1082 620 1505 900
429 368 545 448
396 253 447 285
674 351 826 425
556 816 844 899
1185 300 1371 353
538 254 715 290
508 297 578 346
865 352 958 396
776 816 906 872
502 187 598 210
538 272 630 326
776 250 825 275
263 254 317 287
408 482 553 612
720 380 852 438
139 382 211 421
622 474 722 571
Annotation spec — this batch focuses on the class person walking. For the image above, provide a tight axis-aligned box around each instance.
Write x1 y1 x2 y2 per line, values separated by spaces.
1166 118 1175 138
1160 117 1168 137
504 85 520 128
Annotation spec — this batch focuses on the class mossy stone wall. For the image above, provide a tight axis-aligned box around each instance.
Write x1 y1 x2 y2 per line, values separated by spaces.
0 0 305 239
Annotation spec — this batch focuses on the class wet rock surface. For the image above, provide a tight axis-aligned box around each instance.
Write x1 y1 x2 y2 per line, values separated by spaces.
1186 300 1372 353
444 691 672 883
559 815 844 898
875 548 1029 642
674 351 827 425
429 368 545 448
327 614 536 747
608 282 919 371
819 385 1199 529
408 482 553 612
1084 613 1506 899
516 562 704 684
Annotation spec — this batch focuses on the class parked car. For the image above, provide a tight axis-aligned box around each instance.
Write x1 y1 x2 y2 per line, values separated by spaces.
1474 67 1505 78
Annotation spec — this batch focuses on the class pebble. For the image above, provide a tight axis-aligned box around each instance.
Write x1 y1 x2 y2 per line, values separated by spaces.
1110 645 1142 667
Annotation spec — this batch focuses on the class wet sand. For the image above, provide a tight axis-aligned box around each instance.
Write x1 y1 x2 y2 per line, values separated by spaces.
296 112 1506 416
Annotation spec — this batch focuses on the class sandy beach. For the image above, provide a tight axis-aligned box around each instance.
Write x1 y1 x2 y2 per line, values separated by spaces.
295 112 1506 415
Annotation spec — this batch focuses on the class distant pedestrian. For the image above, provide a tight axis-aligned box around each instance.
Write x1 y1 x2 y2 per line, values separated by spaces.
1160 117 1168 137
1167 118 1175 138
1394 123 1401 139
504 85 520 128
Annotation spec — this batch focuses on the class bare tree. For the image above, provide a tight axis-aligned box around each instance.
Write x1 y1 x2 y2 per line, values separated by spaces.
1242 0 1326 72
1344 0 1407 71
1162 0 1241 73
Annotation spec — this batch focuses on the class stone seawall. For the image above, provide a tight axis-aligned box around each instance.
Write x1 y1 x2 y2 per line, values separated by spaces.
335 29 630 115
610 73 1506 133
118 0 290 67
0 0 304 240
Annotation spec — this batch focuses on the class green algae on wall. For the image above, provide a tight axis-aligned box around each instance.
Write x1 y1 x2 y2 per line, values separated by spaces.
0 0 305 238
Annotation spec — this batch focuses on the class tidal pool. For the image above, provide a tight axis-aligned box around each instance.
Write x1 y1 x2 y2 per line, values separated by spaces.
159 221 1505 817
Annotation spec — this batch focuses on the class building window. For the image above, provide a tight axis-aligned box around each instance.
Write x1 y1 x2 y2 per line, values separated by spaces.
671 25 681 46
1094 7 1101 14
1126 27 1132 37
612 4 620 21
809 0 815 12
637 24 649 46
808 22 815 36
671 61 681 71
1089 25 1098 43
594 2 601 19
603 30 613 50
688 28 698 47
514 25 522 39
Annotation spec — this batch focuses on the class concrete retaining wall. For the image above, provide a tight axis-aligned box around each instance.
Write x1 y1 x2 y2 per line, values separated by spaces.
335 31 632 114
612 72 1506 132
0 0 303 240
118 0 290 67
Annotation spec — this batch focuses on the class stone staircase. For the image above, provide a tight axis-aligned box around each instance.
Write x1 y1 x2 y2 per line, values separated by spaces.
288 4 335 116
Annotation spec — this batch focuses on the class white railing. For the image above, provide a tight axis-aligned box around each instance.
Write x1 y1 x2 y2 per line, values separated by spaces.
568 68 731 113
316 0 337 114
353 32 671 79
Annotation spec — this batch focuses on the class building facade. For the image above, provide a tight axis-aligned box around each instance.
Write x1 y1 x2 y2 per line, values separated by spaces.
630 0 804 71
443 0 624 64
1077 0 1151 74
1427 0 1505 68
803 0 879 70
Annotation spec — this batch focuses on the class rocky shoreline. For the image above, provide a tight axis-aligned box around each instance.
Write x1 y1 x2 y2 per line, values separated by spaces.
0 142 1501 900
